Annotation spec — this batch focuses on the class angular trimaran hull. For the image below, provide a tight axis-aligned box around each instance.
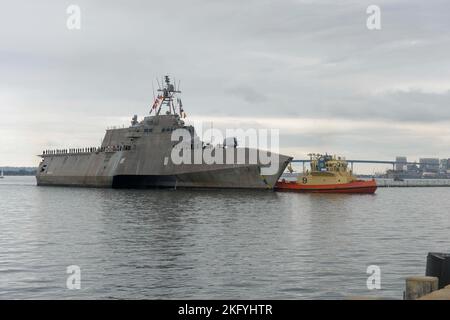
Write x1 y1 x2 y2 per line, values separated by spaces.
36 76 292 189
36 144 292 189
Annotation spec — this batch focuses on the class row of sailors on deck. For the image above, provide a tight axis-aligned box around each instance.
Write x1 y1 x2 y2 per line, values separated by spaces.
42 145 132 155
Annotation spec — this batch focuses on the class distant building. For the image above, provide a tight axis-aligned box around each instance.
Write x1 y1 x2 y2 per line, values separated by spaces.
419 158 440 173
407 163 419 172
395 156 407 171
380 157 450 179
440 159 448 172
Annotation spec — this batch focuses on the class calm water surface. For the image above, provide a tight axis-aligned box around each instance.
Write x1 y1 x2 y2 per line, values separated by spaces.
0 176 449 299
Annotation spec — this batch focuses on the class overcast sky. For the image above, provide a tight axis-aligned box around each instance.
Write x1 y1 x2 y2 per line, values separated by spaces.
1 0 450 173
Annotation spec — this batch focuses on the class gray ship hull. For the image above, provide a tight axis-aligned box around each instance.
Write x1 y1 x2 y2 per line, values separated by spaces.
36 150 291 189
37 107 292 189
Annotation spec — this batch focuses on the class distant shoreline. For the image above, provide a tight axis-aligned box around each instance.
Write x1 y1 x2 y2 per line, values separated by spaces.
0 167 37 176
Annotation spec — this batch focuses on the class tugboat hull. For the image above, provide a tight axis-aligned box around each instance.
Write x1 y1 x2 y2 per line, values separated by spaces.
275 179 377 194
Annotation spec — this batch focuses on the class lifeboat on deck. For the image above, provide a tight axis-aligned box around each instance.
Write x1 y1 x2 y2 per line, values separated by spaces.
275 153 377 194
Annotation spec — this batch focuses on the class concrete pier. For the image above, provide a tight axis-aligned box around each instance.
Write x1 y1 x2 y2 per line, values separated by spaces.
419 285 450 300
404 276 438 300
375 178 450 187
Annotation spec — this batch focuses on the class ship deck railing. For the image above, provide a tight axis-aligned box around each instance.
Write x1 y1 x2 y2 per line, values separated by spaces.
40 145 132 157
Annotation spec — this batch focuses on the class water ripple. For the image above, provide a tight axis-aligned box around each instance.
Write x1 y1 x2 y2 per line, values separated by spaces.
0 176 449 299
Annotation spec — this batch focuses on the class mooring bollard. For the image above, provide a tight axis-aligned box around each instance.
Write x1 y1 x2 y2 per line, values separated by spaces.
426 252 450 289
404 276 438 300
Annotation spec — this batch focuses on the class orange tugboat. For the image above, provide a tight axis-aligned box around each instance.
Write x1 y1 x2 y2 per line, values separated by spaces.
275 153 377 194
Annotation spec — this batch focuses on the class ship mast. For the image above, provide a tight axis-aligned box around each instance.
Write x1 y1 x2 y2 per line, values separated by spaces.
151 75 185 117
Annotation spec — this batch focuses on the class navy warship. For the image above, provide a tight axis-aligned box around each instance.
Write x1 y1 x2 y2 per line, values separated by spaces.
36 76 292 189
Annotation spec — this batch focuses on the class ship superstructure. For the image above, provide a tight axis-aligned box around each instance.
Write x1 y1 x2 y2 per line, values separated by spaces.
36 76 292 189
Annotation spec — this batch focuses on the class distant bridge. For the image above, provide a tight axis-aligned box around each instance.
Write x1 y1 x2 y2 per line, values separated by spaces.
291 159 421 170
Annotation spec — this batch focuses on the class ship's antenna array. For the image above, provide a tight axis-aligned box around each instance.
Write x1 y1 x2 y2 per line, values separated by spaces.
150 75 186 118
152 81 156 100
156 78 162 90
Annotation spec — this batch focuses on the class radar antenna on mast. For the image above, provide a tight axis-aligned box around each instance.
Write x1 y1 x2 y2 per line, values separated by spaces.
150 75 185 117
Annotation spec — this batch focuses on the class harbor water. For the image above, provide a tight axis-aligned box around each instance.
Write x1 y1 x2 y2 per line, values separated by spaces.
0 176 449 299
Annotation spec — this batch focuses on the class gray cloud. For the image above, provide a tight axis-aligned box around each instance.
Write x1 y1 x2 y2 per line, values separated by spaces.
1 0 450 165
225 85 268 104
